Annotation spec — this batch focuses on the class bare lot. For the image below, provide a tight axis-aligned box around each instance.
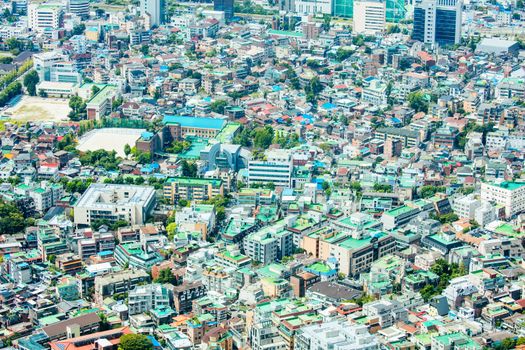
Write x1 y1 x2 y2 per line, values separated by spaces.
77 128 146 157
3 96 71 122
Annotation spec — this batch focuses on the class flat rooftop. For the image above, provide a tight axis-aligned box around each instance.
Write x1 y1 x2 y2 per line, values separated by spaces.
163 115 227 130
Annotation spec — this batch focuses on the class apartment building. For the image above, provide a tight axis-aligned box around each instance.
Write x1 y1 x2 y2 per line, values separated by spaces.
295 321 379 350
74 184 156 226
128 284 171 315
302 221 397 276
353 0 386 35
243 222 294 264
28 3 63 33
481 181 525 218
163 177 224 203
248 149 293 188
94 269 150 304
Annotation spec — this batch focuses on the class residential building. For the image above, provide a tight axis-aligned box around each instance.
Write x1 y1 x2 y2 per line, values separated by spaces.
353 0 386 35
244 222 294 264
412 0 462 46
128 284 171 315
163 177 224 203
140 0 166 26
94 269 150 304
74 184 156 226
295 321 379 350
481 181 525 218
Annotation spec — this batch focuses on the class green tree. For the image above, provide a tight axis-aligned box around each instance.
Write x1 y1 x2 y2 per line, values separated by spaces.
181 160 198 177
166 222 177 241
119 334 153 350
155 268 178 285
210 100 228 114
23 70 39 96
407 91 429 113
0 201 26 234
68 95 87 121
253 126 274 149
124 144 131 157
92 85 101 96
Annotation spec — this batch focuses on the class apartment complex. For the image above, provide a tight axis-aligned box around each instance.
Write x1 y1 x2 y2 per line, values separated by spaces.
74 184 156 226
413 0 463 45
94 269 150 304
163 177 224 203
28 3 63 33
248 150 293 188
302 218 397 276
353 0 386 35
481 181 525 218
243 222 294 264
128 284 171 315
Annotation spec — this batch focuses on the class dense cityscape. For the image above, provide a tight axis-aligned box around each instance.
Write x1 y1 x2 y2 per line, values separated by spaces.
0 0 524 349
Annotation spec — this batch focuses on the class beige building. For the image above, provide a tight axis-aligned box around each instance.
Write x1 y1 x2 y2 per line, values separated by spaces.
74 184 156 226
353 0 386 35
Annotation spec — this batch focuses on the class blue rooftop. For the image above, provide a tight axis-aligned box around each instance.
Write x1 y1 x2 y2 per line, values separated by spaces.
162 115 226 130
141 131 154 140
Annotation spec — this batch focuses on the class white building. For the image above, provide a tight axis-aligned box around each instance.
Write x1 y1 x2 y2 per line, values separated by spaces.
33 51 68 81
243 222 293 264
128 284 170 315
481 181 525 218
248 149 293 188
67 0 89 18
295 321 379 350
478 238 523 259
139 0 165 27
353 0 386 35
452 195 480 219
74 184 156 226
362 80 388 106
28 3 64 33
293 0 333 15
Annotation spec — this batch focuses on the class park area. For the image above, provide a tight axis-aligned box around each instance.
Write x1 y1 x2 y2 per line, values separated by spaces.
3 96 71 122
77 128 146 157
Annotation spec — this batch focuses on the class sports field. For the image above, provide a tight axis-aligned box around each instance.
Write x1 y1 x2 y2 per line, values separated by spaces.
77 128 146 157
3 96 71 122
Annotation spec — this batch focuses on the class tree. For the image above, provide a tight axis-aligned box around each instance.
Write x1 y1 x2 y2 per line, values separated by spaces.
72 23 86 35
181 160 198 177
119 334 153 350
124 144 131 157
23 70 39 96
166 222 177 241
68 95 87 121
407 91 429 113
0 201 26 234
140 45 149 56
92 85 101 96
47 254 57 264
210 100 228 114
155 268 178 285
420 284 437 302
253 126 274 149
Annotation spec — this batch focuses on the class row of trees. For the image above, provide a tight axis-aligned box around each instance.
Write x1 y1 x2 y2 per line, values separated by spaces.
0 59 33 106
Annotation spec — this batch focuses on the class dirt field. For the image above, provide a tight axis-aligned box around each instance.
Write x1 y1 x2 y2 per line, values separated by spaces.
77 128 146 157
3 96 71 122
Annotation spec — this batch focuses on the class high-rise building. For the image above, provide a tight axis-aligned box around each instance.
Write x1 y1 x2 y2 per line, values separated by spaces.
214 0 234 20
28 3 64 33
412 0 462 46
353 0 386 34
140 0 166 27
68 0 89 18
333 0 405 21
333 0 353 17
